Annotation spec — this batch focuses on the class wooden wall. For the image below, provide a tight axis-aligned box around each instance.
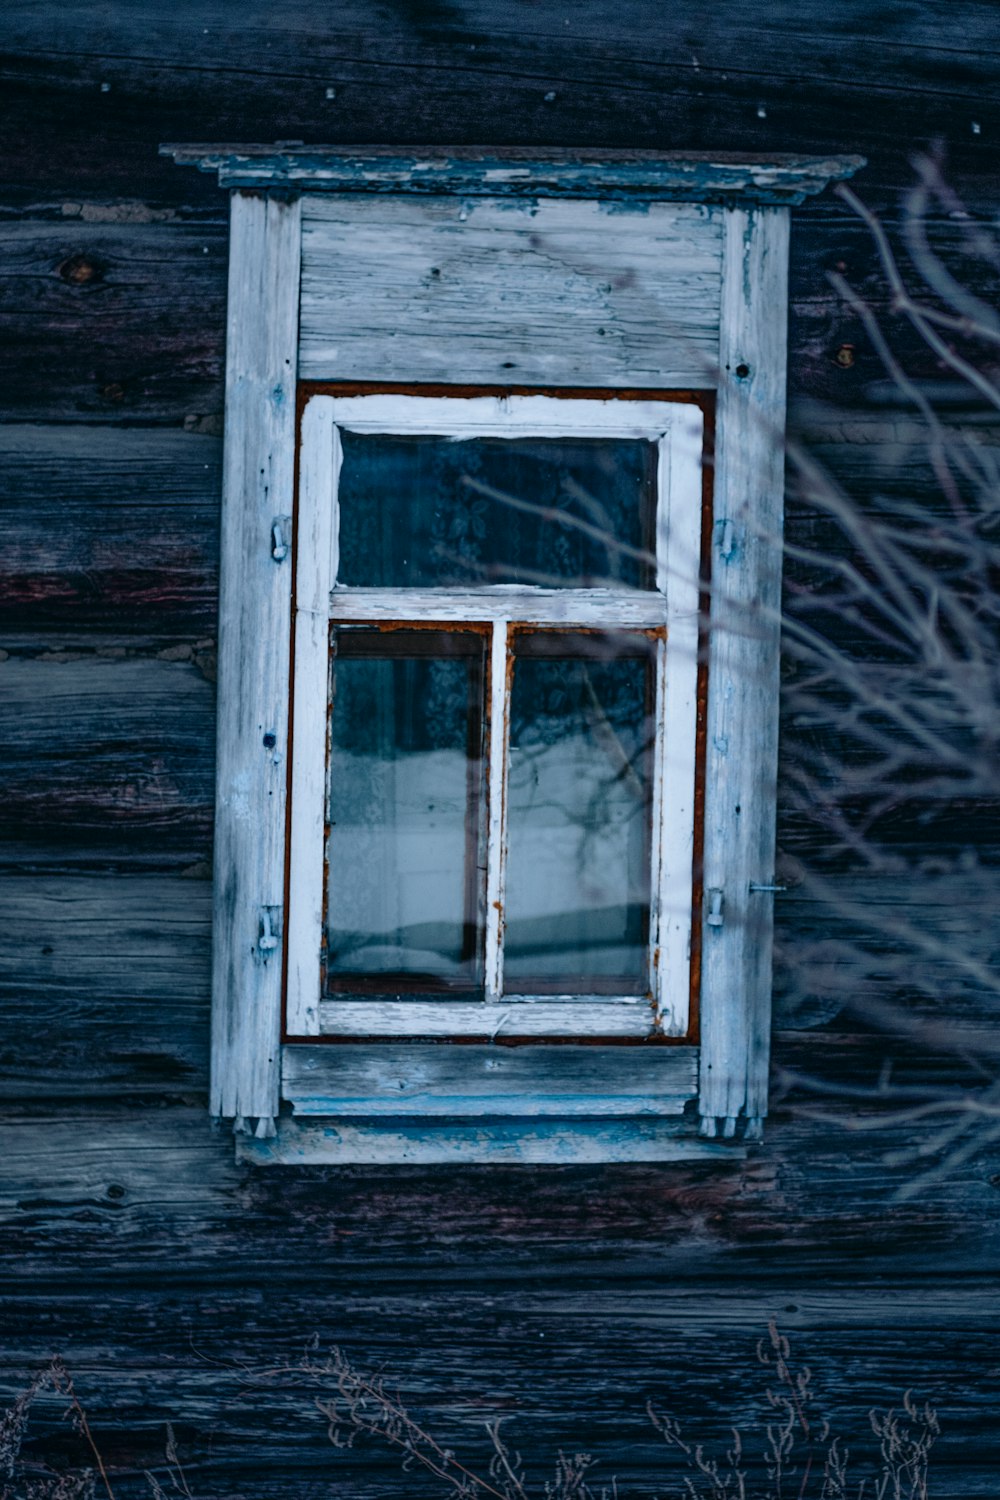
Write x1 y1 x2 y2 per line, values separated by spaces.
2 3 1000 1494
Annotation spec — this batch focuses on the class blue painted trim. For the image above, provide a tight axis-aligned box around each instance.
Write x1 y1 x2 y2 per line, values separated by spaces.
161 146 866 205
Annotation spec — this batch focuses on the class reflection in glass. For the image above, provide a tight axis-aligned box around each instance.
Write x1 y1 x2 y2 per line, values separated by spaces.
503 631 655 994
325 629 486 992
337 433 656 589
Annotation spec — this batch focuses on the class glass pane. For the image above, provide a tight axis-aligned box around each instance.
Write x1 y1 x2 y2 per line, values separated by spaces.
503 631 655 994
325 629 486 992
337 432 656 589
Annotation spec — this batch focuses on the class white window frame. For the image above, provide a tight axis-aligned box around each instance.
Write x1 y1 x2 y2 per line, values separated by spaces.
288 392 705 1043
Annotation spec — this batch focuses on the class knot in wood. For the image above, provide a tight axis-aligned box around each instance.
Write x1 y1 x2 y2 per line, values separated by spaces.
58 252 105 286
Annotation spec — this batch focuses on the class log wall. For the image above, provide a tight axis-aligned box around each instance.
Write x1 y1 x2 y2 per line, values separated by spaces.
2 4 999 1494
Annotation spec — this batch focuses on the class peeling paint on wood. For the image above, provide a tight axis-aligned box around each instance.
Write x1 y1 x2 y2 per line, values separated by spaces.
164 146 865 205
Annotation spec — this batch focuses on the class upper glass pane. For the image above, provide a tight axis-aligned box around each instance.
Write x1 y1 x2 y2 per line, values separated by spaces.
326 628 486 994
336 432 656 589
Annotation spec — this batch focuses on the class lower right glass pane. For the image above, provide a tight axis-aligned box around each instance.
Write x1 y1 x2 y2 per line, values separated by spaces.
503 629 657 994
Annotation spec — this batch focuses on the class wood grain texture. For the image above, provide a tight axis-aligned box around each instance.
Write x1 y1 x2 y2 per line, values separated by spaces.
699 207 790 1134
282 1043 698 1116
0 874 210 1097
3 1 998 205
2 1079 999 1278
1 1284 998 1496
300 196 722 388
316 998 659 1039
2 2 999 1487
0 219 227 421
241 1115 737 1164
1 211 987 422
210 190 300 1123
168 145 863 202
0 655 215 869
0 424 220 636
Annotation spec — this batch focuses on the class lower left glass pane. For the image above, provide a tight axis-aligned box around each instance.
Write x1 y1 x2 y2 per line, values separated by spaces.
326 627 487 992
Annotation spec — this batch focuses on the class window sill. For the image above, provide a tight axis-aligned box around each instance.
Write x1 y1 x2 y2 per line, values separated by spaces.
235 1114 746 1165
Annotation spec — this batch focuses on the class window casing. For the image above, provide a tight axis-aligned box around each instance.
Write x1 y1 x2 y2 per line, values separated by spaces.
162 146 865 1161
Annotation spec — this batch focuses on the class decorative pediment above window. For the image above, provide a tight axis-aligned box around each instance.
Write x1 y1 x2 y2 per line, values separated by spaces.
164 145 864 1165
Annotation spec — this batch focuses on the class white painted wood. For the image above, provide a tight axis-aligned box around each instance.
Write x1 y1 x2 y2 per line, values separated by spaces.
285 396 340 1037
329 587 667 626
317 998 657 1039
210 190 301 1122
651 408 704 1035
699 206 790 1132
484 620 510 1001
282 1044 697 1117
300 197 722 388
237 1115 741 1165
324 393 690 436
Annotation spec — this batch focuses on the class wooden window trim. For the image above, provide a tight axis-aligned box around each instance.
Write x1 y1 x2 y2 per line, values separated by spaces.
170 159 868 1160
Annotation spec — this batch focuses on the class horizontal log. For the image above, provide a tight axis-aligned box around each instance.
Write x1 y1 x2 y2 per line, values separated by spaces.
3 1089 1000 1281
0 655 214 867
0 874 210 1097
2 854 996 1095
1 1284 998 1496
0 220 226 421
0 424 220 635
2 0 999 207
1 209 992 421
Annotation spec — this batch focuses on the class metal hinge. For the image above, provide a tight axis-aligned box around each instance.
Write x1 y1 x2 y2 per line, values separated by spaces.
257 905 283 960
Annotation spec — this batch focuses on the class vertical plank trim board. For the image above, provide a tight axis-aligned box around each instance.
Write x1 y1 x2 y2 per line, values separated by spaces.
698 206 790 1135
211 191 301 1123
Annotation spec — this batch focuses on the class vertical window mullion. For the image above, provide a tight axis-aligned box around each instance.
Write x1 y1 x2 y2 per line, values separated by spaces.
484 618 511 1001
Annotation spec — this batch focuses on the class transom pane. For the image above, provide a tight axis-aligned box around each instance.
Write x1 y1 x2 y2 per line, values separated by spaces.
336 432 656 589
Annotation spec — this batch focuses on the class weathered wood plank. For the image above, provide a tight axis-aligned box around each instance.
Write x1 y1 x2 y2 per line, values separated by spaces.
172 146 863 203
699 207 790 1135
241 1116 739 1164
282 1043 697 1117
317 998 657 1039
0 220 226 421
0 875 210 1097
1 1285 998 1497
299 196 722 389
209 189 300 1124
3 1078 1000 1279
0 655 214 869
4 1 999 207
0 211 986 422
0 424 220 635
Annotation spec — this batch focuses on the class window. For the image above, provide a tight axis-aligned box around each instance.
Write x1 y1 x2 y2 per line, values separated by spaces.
164 146 865 1161
288 393 704 1044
